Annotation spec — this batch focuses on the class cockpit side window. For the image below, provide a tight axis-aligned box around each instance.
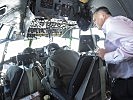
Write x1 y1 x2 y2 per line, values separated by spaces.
0 5 7 15
0 25 10 40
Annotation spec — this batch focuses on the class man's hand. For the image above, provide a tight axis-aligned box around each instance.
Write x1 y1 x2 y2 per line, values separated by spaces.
97 48 106 59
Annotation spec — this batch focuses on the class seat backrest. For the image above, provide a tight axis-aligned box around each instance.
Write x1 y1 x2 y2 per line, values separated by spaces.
67 55 94 98
44 55 94 100
16 67 43 98
9 65 43 100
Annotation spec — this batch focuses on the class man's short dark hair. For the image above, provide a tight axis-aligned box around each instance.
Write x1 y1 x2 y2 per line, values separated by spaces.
47 43 60 52
94 6 112 15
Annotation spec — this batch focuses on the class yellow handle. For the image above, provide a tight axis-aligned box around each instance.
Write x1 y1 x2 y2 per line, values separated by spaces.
79 0 89 3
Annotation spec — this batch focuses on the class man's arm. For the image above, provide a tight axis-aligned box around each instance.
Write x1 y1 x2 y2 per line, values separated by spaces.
45 58 63 88
104 37 133 64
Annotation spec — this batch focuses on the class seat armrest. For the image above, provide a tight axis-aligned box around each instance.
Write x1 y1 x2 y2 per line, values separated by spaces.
50 88 68 100
41 77 69 100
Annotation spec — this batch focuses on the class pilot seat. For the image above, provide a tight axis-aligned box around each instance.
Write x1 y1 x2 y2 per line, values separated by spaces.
41 35 105 100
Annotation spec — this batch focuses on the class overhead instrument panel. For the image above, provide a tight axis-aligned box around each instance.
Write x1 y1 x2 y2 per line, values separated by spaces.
34 0 75 20
40 0 54 9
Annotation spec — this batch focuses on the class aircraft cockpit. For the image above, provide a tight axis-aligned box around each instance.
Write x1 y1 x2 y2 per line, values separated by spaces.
3 0 133 99
0 0 105 99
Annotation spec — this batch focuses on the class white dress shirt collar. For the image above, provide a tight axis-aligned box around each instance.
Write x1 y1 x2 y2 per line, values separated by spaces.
102 16 113 34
